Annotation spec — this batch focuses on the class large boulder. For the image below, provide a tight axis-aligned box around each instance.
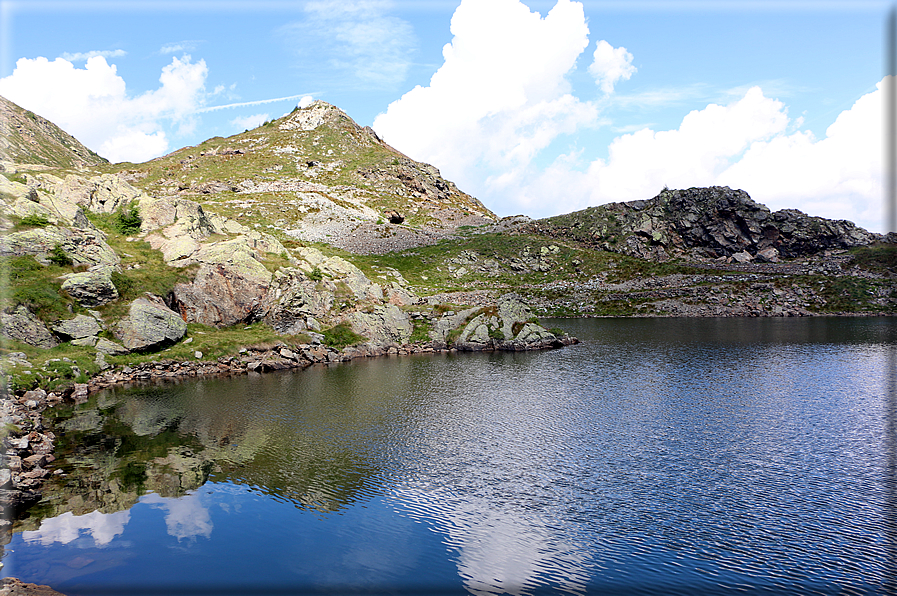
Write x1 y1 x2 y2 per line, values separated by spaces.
262 267 334 334
60 266 118 307
51 314 102 341
114 297 187 352
53 173 142 214
443 294 562 352
171 260 271 327
346 305 412 346
0 226 119 268
1 305 57 348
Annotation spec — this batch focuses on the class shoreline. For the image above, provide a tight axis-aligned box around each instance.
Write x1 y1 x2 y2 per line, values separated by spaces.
0 334 579 534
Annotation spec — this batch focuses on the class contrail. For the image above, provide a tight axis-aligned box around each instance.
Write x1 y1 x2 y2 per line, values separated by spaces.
195 93 317 113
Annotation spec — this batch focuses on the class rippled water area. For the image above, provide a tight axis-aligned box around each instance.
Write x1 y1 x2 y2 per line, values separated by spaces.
4 317 896 595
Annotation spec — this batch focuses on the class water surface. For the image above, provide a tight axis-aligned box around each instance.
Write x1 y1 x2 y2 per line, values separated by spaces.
5 317 896 595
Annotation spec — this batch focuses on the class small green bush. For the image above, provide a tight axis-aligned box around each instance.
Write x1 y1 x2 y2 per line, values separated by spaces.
18 213 50 228
488 327 505 341
307 267 323 281
115 204 142 235
48 244 73 267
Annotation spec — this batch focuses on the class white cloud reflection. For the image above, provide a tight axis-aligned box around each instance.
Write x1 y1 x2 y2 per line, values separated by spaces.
142 491 213 541
23 509 130 547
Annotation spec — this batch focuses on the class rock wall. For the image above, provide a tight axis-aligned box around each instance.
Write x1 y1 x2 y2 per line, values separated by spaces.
530 186 879 261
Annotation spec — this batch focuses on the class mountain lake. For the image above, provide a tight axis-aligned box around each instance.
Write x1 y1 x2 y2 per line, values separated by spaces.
3 317 895 595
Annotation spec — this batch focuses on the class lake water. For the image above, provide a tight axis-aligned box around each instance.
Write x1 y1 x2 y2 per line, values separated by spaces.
4 317 896 595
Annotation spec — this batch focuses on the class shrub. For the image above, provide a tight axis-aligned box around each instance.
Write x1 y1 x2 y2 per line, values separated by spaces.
48 244 73 267
18 213 50 228
115 204 142 234
307 267 323 281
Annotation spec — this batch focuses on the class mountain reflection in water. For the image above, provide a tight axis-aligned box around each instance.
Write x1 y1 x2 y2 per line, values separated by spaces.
5 317 896 596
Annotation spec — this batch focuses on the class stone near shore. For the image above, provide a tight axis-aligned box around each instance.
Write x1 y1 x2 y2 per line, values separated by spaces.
114 297 187 352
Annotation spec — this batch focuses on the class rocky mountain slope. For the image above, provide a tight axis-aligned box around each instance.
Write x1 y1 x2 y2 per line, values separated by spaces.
0 95 107 171
108 100 495 254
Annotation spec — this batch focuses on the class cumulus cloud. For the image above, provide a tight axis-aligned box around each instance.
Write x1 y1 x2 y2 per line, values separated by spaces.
373 0 596 204
230 112 269 130
0 54 208 163
279 0 416 88
513 82 884 232
588 40 636 93
718 80 884 230
60 49 127 62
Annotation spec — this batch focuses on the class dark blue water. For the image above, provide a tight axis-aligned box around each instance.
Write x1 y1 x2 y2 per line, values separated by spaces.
4 317 896 595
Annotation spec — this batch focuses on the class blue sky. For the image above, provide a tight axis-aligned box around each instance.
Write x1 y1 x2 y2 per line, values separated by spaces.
0 0 890 231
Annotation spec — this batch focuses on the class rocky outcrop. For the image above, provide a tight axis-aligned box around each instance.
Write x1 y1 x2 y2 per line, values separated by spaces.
0 226 120 268
114 297 187 352
1 306 57 349
170 244 273 327
530 186 879 261
433 294 572 351
346 305 412 346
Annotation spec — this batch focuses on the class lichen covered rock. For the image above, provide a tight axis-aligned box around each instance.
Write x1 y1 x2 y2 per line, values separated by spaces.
114 297 187 352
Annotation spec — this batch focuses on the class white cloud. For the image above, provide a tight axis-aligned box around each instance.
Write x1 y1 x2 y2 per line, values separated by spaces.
60 49 126 62
718 80 884 231
373 0 596 207
143 491 213 541
512 82 884 232
298 95 314 108
279 0 416 88
0 54 208 163
230 112 270 130
583 86 789 201
160 41 202 54
588 40 636 93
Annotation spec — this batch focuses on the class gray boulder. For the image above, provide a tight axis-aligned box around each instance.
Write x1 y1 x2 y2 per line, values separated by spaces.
114 297 187 352
61 267 118 307
346 305 412 346
52 314 102 341
447 294 562 352
95 338 129 356
1 305 57 348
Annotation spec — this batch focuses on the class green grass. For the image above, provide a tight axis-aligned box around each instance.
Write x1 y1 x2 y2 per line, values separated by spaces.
321 323 367 349
4 255 76 321
410 319 432 343
16 213 51 229
850 244 897 275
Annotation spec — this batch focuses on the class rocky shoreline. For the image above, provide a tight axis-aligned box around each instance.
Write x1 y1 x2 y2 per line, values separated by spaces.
0 332 578 536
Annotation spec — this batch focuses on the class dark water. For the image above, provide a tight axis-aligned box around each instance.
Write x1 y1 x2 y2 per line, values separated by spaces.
4 317 896 595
